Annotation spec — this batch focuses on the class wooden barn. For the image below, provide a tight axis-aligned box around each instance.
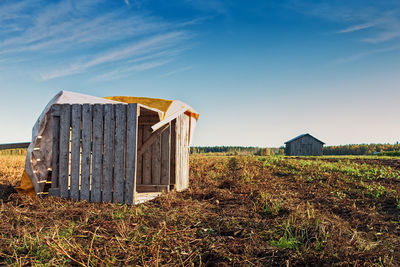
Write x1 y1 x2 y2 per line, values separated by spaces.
284 134 324 156
19 91 199 205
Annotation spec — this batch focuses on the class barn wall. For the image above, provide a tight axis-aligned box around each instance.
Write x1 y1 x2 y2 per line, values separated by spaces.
286 135 323 156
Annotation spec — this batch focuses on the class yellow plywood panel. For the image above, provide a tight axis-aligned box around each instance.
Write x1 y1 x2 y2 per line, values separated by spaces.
104 96 173 113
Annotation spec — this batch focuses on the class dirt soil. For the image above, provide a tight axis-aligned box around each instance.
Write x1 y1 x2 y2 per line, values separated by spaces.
0 155 399 266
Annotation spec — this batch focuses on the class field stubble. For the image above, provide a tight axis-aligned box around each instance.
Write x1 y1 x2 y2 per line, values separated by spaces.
0 154 399 266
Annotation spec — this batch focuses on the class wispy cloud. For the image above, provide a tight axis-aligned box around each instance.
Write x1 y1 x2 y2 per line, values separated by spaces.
287 1 400 44
92 60 171 81
40 31 186 80
338 14 400 44
183 0 229 15
332 45 400 65
158 66 192 78
89 48 188 81
338 23 376 33
285 1 400 63
0 0 199 80
363 29 400 44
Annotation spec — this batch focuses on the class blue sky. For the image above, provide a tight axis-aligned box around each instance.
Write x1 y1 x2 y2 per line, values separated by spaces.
0 0 399 147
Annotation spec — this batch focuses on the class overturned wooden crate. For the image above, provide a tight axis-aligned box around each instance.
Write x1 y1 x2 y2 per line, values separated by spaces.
48 103 191 204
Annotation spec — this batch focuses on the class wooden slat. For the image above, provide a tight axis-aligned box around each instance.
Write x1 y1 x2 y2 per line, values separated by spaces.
137 124 169 156
136 184 169 193
125 104 138 205
91 104 104 203
49 188 60 197
170 119 176 187
182 115 190 190
179 115 183 190
50 105 60 191
70 104 82 200
178 115 186 191
176 116 181 190
151 134 161 185
59 104 71 198
161 123 170 185
114 104 127 203
102 104 114 203
138 122 158 126
138 115 160 124
182 116 186 189
80 104 92 202
142 125 152 185
137 125 143 184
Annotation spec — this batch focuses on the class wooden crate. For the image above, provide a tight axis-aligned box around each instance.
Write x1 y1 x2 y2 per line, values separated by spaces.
48 103 191 205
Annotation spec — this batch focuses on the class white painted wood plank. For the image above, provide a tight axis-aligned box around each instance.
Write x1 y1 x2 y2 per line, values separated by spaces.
182 115 190 190
176 116 181 190
125 104 138 205
135 192 161 205
170 119 176 187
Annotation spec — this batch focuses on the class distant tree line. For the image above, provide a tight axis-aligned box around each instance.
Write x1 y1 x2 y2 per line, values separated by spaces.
190 146 284 156
323 143 400 155
378 151 400 156
191 143 400 156
0 148 26 156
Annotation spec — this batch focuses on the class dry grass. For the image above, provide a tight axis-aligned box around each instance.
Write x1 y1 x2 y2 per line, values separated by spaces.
0 154 24 200
0 154 399 266
0 154 25 184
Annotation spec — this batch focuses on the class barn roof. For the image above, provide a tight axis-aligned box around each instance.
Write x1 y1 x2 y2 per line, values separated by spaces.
284 133 325 144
